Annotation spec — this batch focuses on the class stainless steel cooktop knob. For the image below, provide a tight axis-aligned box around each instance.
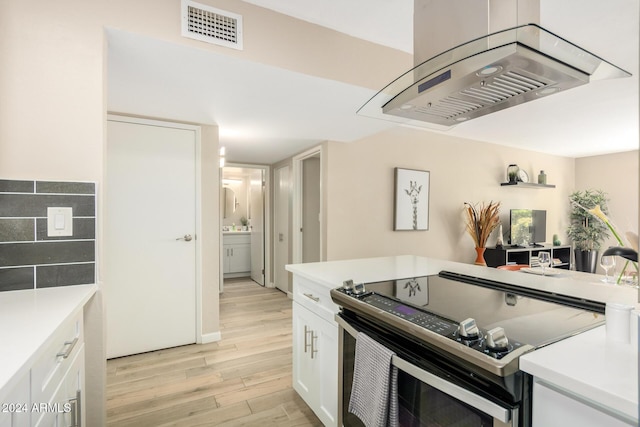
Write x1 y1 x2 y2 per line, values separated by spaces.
342 279 354 293
486 327 509 352
458 318 480 339
352 282 366 296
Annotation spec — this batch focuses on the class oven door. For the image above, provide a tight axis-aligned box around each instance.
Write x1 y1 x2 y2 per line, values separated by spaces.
337 314 522 427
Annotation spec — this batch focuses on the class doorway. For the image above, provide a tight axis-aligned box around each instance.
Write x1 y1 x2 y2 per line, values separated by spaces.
292 146 323 264
220 164 270 290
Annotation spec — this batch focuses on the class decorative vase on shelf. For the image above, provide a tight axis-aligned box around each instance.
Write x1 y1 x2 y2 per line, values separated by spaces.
507 164 519 183
553 234 561 246
538 170 547 185
474 247 487 266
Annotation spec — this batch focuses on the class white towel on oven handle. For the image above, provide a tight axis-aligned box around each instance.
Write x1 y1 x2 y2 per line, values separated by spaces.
348 332 399 427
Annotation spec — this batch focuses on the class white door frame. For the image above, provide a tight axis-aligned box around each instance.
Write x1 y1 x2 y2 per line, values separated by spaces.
273 164 291 294
106 114 204 345
292 145 323 264
219 162 271 289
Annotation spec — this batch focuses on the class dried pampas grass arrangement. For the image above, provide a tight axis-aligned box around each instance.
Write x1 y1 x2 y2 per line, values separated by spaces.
464 201 501 248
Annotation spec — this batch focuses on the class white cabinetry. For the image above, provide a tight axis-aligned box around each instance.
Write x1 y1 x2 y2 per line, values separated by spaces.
32 310 85 427
0 371 29 427
532 379 633 427
223 233 251 277
292 275 339 427
0 308 86 427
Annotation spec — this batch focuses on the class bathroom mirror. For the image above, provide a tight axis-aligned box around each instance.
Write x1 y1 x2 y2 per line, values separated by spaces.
224 187 237 218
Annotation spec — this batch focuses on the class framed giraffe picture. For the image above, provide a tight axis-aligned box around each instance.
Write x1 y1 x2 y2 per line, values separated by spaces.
394 167 430 231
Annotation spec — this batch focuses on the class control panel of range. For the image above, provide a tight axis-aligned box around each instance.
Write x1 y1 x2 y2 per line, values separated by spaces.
336 282 525 359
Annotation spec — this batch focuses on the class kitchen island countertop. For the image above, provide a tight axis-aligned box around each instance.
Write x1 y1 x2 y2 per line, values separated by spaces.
286 255 639 424
286 255 638 305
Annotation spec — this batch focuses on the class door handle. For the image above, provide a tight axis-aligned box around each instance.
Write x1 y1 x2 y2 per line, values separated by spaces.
304 325 312 353
176 234 193 241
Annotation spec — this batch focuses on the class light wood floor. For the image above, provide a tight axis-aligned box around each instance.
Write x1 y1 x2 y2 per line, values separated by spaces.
106 278 323 426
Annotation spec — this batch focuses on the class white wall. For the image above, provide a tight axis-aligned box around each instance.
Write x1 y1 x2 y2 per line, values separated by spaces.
325 127 576 263
575 150 639 274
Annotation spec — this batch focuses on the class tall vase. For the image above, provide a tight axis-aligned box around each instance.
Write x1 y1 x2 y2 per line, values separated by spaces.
474 247 487 266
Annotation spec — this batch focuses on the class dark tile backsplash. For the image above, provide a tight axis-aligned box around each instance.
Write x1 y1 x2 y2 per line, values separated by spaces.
0 179 35 193
0 179 96 291
0 194 95 217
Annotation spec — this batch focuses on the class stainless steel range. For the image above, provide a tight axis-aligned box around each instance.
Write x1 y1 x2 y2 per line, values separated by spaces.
331 271 605 427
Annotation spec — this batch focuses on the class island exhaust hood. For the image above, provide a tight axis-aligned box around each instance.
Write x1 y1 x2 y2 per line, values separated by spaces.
358 2 631 130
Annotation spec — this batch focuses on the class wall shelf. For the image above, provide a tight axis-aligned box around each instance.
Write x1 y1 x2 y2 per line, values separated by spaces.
500 182 556 188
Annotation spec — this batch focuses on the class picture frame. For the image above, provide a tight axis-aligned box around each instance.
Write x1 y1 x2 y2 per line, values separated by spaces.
394 168 430 231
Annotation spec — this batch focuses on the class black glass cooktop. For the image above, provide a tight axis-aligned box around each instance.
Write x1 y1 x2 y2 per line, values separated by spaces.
337 273 605 349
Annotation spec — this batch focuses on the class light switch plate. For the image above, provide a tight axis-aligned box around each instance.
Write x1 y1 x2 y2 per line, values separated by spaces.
47 207 73 237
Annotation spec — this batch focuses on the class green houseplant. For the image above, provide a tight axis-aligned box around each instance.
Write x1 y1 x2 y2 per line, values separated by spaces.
567 189 610 273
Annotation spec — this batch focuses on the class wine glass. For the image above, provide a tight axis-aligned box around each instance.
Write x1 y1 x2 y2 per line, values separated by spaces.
600 255 616 283
538 252 551 276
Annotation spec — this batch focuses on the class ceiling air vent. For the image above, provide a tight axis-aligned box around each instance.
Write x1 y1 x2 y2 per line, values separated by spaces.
181 0 243 50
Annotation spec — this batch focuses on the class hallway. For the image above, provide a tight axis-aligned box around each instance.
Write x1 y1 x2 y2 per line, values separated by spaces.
106 279 322 426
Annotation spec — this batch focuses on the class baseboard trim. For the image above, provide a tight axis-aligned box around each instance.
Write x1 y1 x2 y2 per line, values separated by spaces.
199 331 221 344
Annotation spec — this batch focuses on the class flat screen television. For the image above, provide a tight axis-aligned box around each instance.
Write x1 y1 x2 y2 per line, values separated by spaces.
510 209 546 246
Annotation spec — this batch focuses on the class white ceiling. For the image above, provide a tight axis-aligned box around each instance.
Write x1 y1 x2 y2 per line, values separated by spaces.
107 0 639 164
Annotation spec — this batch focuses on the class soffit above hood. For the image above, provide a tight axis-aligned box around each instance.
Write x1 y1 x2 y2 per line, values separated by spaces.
358 24 631 130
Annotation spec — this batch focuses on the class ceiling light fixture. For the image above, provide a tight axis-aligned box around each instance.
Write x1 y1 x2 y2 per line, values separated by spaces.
536 87 560 96
476 65 503 76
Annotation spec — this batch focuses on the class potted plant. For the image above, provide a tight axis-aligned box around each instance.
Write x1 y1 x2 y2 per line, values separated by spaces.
240 216 249 231
567 189 610 273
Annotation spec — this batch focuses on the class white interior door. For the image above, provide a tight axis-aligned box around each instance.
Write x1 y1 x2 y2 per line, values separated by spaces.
106 118 197 359
250 169 265 285
274 165 290 293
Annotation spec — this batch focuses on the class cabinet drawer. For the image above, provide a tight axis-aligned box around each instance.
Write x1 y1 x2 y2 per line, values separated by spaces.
31 311 83 407
223 233 251 245
293 276 339 324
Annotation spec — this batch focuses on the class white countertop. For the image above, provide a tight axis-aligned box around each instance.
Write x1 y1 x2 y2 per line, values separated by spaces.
521 323 638 423
0 284 97 401
286 255 639 306
286 255 639 422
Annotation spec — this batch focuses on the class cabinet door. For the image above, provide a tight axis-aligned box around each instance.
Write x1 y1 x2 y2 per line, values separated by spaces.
228 244 251 273
33 346 84 427
59 346 85 427
222 247 231 274
532 379 631 427
0 370 30 427
314 312 338 427
292 302 338 427
292 302 317 404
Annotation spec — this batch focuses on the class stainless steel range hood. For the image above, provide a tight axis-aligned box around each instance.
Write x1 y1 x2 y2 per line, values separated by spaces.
358 5 631 130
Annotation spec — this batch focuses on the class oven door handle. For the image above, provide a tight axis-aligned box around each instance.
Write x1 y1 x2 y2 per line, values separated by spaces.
336 315 512 424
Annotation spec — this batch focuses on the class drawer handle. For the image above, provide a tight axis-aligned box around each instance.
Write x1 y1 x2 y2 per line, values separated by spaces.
56 337 79 359
303 293 320 302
